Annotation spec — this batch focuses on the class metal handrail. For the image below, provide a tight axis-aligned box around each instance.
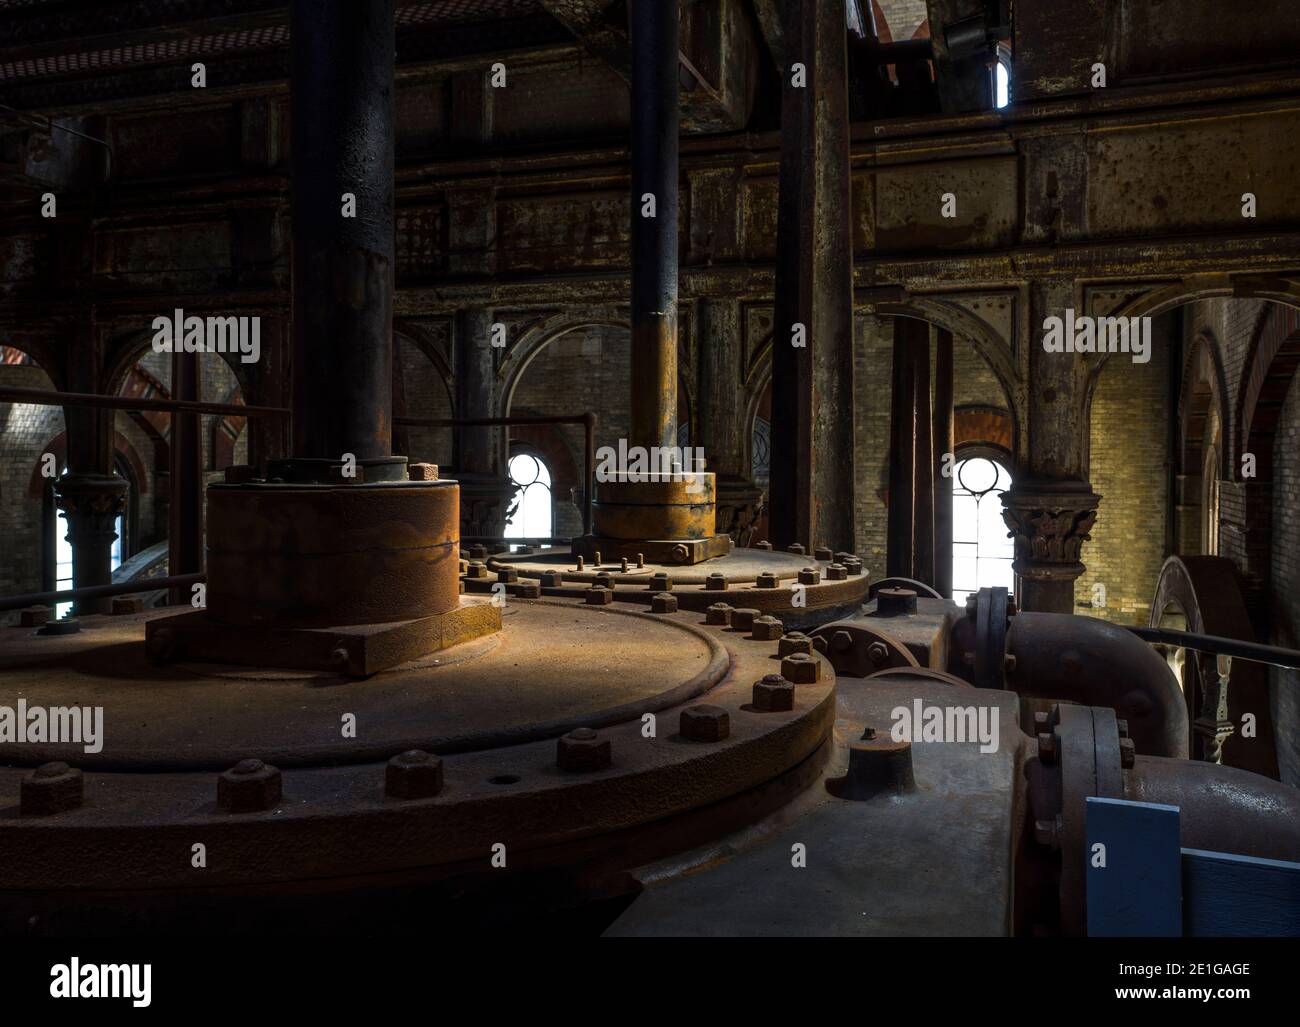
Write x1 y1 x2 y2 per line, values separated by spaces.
1127 626 1300 671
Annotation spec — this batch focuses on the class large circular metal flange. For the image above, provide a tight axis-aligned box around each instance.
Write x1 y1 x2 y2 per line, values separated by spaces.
868 577 943 600
0 597 836 893
206 480 461 627
591 474 717 540
971 586 1012 689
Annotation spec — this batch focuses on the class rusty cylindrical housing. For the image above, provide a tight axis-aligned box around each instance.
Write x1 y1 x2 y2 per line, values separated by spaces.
206 480 460 627
591 473 717 541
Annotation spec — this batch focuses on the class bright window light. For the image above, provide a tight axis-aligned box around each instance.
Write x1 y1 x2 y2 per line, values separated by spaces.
504 452 553 549
951 456 1014 605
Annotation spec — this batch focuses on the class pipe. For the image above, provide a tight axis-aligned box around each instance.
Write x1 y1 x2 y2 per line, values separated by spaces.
1128 626 1300 671
0 386 286 419
0 574 204 614
1008 612 1189 758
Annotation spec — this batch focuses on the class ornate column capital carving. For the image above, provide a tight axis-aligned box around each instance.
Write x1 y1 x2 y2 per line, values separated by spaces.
52 473 128 546
1000 480 1101 584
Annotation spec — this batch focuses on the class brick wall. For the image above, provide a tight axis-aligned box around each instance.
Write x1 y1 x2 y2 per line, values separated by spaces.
1270 369 1300 785
1079 336 1170 626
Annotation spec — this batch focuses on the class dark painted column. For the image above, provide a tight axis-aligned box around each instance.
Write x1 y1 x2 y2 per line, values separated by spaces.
167 350 202 605
933 329 955 598
1002 282 1101 613
454 309 514 537
770 0 855 551
912 329 935 587
55 320 125 616
629 0 679 453
887 317 922 577
287 0 400 481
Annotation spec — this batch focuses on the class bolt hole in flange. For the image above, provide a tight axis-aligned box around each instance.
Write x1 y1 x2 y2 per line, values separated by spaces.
489 774 521 785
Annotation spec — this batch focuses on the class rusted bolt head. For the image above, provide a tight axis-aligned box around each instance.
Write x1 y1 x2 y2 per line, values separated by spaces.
704 573 728 590
469 544 489 560
19 605 50 628
787 543 806 555
1037 732 1057 765
224 463 256 484
585 587 613 605
669 544 690 564
798 567 821 586
781 652 821 683
593 551 602 566
754 540 773 551
649 572 673 591
1034 710 1050 731
466 561 488 579
1004 653 1018 674
636 553 645 568
812 635 829 654
680 705 730 742
575 555 586 571
511 582 542 599
779 632 814 656
831 629 854 651
20 761 83 815
515 544 534 556
705 603 733 625
497 567 519 583
594 572 614 589
217 758 282 813
557 727 612 772
408 462 439 481
620 558 629 572
1116 718 1130 739
1119 737 1136 769
843 557 864 575
1034 818 1059 848
825 563 848 580
756 571 780 589
651 592 678 613
752 674 795 712
110 595 143 615
730 608 760 631
867 641 889 663
37 618 80 636
147 625 179 663
386 749 444 799
540 570 564 587
751 615 784 640
814 546 834 562
834 551 853 563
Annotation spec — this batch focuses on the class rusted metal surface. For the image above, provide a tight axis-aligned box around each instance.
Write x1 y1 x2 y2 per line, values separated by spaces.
203 480 461 627
590 474 717 541
0 596 835 899
811 620 920 678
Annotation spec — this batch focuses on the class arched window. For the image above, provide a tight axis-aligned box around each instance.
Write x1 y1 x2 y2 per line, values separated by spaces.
951 455 1014 604
504 452 552 549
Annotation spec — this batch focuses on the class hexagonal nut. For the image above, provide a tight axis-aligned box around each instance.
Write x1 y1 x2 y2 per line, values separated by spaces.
557 727 612 772
781 652 821 684
651 592 678 614
585 587 613 605
649 573 673 592
704 573 728 590
593 572 614 589
778 632 814 656
787 543 806 555
469 544 489 560
497 567 519 583
217 758 282 813
730 608 760 631
466 561 488 579
705 603 733 625
19 605 51 628
515 544 534 556
669 544 690 564
110 595 143 615
812 634 829 654
831 629 854 652
814 546 834 562
540 570 564 587
752 674 795 712
754 540 773 551
386 749 444 799
866 641 889 664
680 704 730 742
843 557 864 575
825 563 848 580
511 582 542 599
407 462 439 481
1119 737 1136 769
751 615 784 640
756 571 780 589
798 567 821 586
146 625 180 664
20 762 83 815
1037 732 1057 766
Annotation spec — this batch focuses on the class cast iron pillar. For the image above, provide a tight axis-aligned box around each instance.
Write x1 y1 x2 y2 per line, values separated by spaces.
933 328 955 598
55 320 125 616
770 0 855 552
629 0 679 454
886 316 922 578
912 328 935 587
1001 283 1101 614
455 308 514 537
287 0 402 482
168 349 202 605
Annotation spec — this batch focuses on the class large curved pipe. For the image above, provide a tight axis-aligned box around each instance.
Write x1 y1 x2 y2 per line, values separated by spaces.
1007 612 1188 758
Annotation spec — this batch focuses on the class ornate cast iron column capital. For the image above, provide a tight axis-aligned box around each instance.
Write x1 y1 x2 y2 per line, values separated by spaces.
52 472 128 546
1000 479 1101 584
